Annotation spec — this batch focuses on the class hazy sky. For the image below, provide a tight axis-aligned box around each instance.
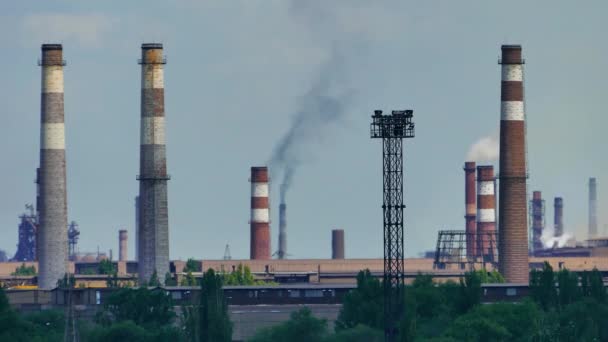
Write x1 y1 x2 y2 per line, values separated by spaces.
0 1 606 260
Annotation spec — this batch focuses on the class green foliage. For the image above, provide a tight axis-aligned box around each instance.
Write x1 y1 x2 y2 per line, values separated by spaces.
324 325 383 342
249 308 328 342
106 271 120 288
11 263 36 276
97 287 176 329
199 268 233 342
56 273 76 289
84 320 182 342
474 269 505 283
223 264 265 285
184 258 201 273
530 262 557 310
0 289 64 341
97 259 116 275
455 270 482 314
180 271 198 286
335 270 383 331
164 272 177 286
557 268 580 307
148 270 161 287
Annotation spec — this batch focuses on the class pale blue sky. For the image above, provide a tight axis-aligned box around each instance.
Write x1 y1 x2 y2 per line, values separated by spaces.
0 1 606 260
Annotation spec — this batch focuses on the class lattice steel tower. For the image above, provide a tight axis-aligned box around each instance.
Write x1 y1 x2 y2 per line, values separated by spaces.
370 109 414 341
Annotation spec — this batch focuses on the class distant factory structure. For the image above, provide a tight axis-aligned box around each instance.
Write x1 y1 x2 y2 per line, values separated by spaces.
529 191 545 253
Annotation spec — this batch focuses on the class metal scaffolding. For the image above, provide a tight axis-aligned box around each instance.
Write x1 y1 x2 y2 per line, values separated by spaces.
370 109 414 341
433 230 498 269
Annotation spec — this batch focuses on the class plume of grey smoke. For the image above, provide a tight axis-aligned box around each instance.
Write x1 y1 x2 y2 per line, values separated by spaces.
466 133 499 162
270 46 352 202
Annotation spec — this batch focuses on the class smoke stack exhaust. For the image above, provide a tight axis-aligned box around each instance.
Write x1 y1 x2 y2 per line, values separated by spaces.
119 229 128 261
332 229 345 259
530 191 545 253
554 197 564 238
137 43 170 284
37 44 68 289
589 178 597 238
250 167 270 259
277 199 287 259
497 45 529 283
477 166 496 260
464 162 477 258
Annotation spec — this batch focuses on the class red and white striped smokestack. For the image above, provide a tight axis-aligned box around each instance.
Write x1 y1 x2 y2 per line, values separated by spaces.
250 167 270 259
498 44 529 283
477 166 496 259
464 162 477 258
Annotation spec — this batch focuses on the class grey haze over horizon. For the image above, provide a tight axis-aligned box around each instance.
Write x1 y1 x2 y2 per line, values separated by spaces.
0 1 606 261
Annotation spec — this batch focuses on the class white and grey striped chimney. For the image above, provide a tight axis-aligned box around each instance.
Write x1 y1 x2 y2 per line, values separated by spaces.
37 44 68 289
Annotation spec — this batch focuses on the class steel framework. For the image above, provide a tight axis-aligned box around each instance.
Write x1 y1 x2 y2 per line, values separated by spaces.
433 230 498 269
370 109 414 341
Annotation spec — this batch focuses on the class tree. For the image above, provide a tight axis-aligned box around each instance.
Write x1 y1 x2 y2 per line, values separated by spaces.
223 264 258 285
11 263 37 276
165 272 177 286
184 258 201 273
199 269 232 342
98 259 116 275
249 308 328 342
557 268 580 308
588 268 606 303
530 262 557 310
335 270 383 331
324 325 383 342
98 287 176 329
148 270 161 287
455 270 482 314
181 271 197 286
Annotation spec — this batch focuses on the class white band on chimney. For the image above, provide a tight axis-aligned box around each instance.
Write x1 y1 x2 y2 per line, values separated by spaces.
251 209 269 222
477 181 495 196
142 65 164 89
251 183 269 197
477 209 496 223
501 65 523 82
141 117 166 145
41 123 65 149
42 66 64 93
500 101 524 121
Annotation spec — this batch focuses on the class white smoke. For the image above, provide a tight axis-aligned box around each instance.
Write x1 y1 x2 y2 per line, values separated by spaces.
466 133 499 162
540 224 573 248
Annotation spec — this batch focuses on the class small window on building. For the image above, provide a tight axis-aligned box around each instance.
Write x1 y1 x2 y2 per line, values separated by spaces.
288 290 300 298
305 290 323 298
95 291 101 305
506 288 517 296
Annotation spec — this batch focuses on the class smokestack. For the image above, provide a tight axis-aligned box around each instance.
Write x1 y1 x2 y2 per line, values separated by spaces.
250 166 270 259
277 200 287 259
589 178 598 238
530 191 545 253
137 43 170 284
134 196 139 261
477 166 496 260
554 197 564 238
37 44 68 289
464 162 477 258
119 229 128 261
332 229 345 259
497 45 529 283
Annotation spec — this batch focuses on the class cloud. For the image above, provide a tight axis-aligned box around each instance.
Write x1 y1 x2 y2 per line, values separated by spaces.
22 13 116 48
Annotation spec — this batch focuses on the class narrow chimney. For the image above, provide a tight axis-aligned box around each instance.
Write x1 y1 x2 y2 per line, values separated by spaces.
530 191 545 253
497 45 529 283
277 200 287 259
464 162 477 258
119 229 128 261
250 167 270 259
554 197 564 238
477 166 496 260
137 43 170 284
589 178 598 238
37 44 68 289
332 229 345 259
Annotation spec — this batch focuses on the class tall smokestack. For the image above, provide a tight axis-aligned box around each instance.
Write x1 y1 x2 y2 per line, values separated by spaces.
332 229 345 259
498 44 529 283
250 167 270 259
464 162 477 258
554 197 564 238
530 191 544 253
37 44 68 289
477 166 496 260
119 229 128 261
589 178 598 238
277 199 287 259
134 196 139 261
137 43 170 284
